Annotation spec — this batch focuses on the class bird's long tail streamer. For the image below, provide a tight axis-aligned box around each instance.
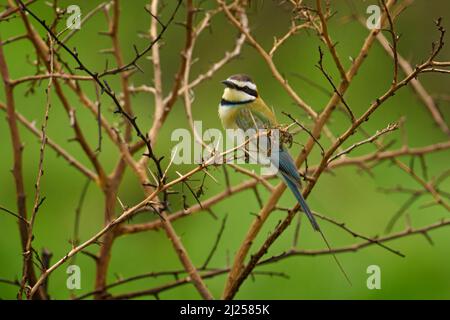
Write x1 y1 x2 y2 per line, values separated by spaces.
282 175 320 231
281 172 352 286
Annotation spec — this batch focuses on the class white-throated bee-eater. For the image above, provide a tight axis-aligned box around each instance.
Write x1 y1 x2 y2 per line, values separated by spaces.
218 74 320 231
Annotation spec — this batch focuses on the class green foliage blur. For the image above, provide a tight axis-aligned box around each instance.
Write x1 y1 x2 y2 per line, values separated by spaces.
0 0 449 299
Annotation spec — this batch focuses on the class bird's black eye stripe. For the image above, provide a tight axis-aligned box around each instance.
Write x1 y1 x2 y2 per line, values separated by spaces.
241 86 258 97
227 82 258 97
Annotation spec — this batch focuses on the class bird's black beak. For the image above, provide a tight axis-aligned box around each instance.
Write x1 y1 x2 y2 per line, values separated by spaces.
221 80 233 88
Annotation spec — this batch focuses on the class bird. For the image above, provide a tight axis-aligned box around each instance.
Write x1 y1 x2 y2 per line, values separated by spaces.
218 74 320 231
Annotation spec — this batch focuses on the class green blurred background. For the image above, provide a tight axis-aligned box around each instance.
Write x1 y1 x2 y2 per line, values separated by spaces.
0 0 449 299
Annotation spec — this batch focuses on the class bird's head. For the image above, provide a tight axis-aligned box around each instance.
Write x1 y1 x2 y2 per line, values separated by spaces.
221 74 258 105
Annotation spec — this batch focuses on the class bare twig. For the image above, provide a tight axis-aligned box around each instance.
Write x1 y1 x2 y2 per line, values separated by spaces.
98 1 182 77
328 122 399 162
202 215 228 269
0 33 43 300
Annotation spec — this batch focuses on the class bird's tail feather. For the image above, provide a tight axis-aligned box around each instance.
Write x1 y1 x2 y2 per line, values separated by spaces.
281 172 352 285
281 173 320 231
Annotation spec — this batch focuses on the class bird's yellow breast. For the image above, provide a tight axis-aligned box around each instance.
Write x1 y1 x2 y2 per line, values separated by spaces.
218 104 241 129
218 97 277 129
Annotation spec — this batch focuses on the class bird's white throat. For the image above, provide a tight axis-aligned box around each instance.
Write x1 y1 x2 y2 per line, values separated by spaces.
222 87 256 103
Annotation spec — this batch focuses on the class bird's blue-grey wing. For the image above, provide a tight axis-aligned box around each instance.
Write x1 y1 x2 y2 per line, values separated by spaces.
235 108 271 131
